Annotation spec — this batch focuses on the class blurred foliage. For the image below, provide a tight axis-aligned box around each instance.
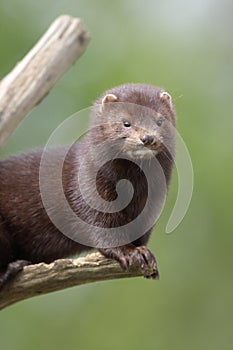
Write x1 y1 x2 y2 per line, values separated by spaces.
0 0 232 349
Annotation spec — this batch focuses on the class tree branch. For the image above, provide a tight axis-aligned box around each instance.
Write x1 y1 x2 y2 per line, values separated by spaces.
0 15 90 149
0 253 158 310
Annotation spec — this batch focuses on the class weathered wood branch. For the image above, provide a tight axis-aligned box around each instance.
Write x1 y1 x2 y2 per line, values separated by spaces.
0 253 158 310
0 15 90 149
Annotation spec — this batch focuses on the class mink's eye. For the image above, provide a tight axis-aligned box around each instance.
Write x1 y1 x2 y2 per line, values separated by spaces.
156 117 164 127
123 120 131 127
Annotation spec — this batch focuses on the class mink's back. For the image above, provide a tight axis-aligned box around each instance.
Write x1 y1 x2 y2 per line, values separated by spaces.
0 145 90 264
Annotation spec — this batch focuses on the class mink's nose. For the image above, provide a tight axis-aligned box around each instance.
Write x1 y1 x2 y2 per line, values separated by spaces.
140 135 156 146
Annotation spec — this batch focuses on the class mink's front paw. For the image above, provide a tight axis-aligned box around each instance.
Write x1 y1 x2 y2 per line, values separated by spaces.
0 260 31 289
99 245 159 279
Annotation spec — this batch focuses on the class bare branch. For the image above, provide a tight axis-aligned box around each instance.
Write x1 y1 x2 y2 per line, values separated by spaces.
0 15 90 149
0 253 158 310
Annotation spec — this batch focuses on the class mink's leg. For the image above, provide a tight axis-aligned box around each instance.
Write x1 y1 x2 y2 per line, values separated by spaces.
98 243 159 279
0 218 31 289
0 260 31 289
131 229 153 247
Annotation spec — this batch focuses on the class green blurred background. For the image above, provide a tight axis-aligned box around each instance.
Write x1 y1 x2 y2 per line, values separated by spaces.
0 0 232 349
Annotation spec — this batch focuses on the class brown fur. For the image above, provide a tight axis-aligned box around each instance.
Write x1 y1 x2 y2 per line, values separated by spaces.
0 84 176 288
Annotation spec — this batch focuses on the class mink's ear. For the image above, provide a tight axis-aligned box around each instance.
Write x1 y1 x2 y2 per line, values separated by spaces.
159 91 173 109
101 94 118 106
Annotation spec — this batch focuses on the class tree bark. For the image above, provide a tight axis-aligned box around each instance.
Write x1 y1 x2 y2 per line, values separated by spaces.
0 253 158 310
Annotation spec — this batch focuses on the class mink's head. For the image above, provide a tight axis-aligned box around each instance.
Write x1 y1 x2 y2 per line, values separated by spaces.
90 83 176 159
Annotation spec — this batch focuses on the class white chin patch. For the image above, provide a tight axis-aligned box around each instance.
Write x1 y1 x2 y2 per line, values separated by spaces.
126 149 158 159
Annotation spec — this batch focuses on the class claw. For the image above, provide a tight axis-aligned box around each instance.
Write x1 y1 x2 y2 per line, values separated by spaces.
119 257 130 271
99 245 158 279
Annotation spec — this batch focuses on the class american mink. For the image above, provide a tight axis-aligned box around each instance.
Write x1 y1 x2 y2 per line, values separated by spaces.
0 83 176 288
